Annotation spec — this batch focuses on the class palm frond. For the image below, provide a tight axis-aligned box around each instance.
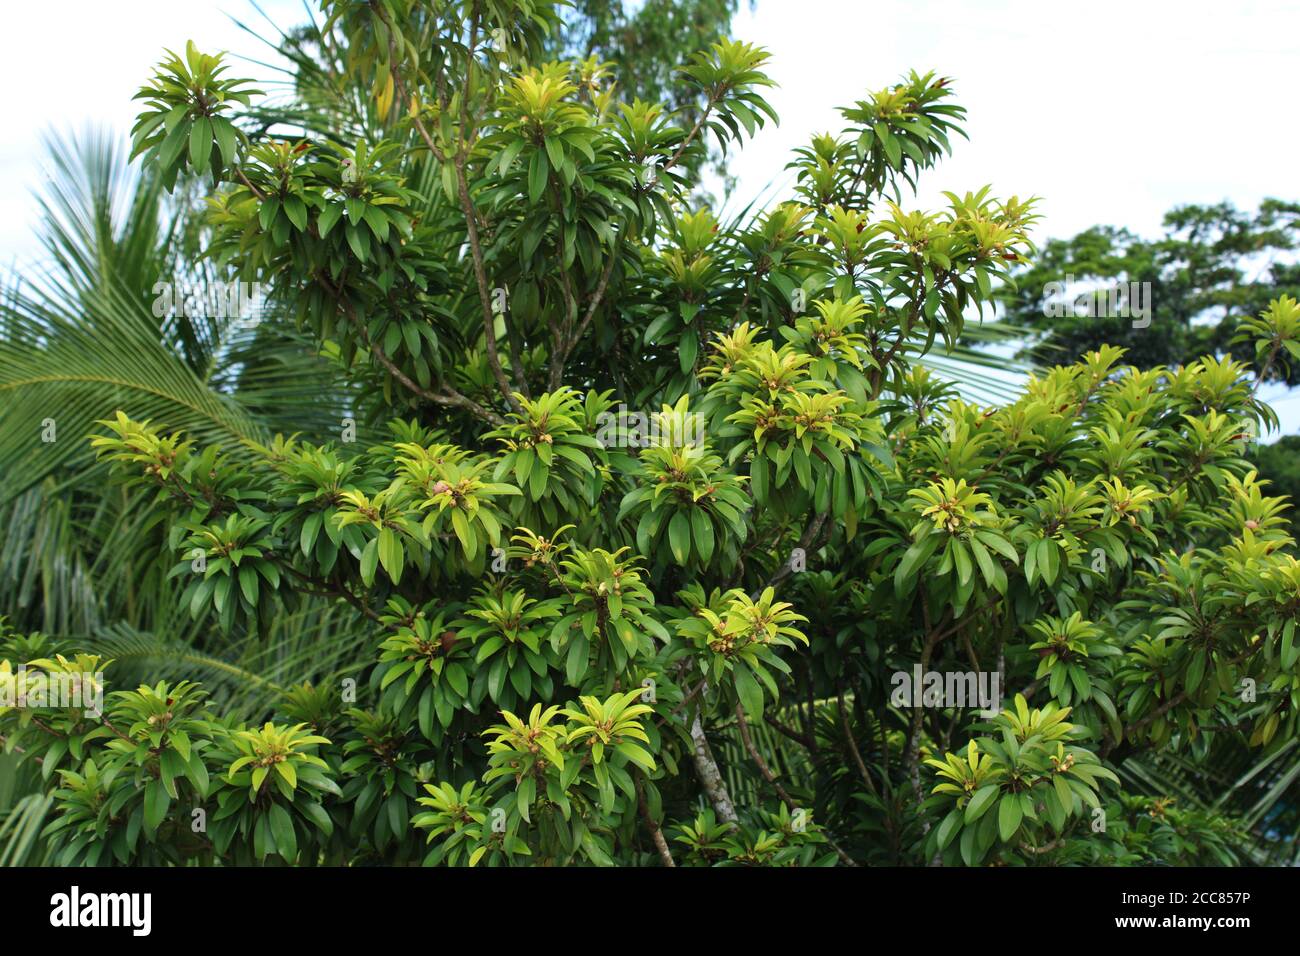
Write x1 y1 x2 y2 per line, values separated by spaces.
0 130 270 502
0 790 54 867
82 608 374 721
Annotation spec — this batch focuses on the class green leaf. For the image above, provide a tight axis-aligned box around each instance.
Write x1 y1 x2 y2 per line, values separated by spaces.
274 759 298 791
284 194 308 231
679 331 698 373
144 779 170 831
300 801 333 837
212 117 237 167
997 793 1023 841
158 119 190 170
894 533 939 596
543 135 564 172
969 535 998 590
690 508 715 563
667 511 691 565
267 803 298 861
518 775 535 823
318 203 343 238
952 540 972 586
964 784 999 824
238 565 259 606
1282 618 1297 669
614 741 656 772
189 116 212 174
528 150 549 204
565 632 590 685
446 662 469 698
1039 539 1060 584
159 748 186 798
378 528 404 584
1185 648 1206 692
359 537 379 586
300 512 323 556
936 808 963 850
734 663 764 719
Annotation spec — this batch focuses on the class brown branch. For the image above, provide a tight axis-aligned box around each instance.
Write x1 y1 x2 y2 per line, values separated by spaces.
282 564 379 622
98 715 134 743
234 165 267 201
635 772 675 867
547 266 578 390
0 735 42 766
930 597 996 645
1020 834 1066 855
754 509 829 597
29 717 65 739
505 305 532 400
764 713 817 752
904 594 950 824
734 703 858 867
448 6 519 413
374 2 518 413
552 250 618 390
331 285 504 425
452 161 521 413
1103 647 1254 757
838 690 879 799
1254 339 1283 394
659 678 708 727
868 271 954 401
664 88 725 171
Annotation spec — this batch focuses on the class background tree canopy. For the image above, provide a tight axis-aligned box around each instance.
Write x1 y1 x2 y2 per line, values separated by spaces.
996 199 1300 379
2 0 1299 868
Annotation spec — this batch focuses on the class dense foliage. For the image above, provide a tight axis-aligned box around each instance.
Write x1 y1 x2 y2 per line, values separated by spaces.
3 0 1300 867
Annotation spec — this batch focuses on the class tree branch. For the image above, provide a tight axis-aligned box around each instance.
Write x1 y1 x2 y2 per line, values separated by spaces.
734 703 858 867
375 1 519 413
689 710 738 824
838 689 879 798
753 509 830 597
551 247 618 390
635 772 675 867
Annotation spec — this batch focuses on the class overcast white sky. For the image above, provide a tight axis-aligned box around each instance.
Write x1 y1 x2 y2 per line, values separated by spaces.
1 0 1296 431
724 0 1300 239
0 0 300 266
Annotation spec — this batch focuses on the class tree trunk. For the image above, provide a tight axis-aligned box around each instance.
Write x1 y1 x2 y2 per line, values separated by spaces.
690 712 738 824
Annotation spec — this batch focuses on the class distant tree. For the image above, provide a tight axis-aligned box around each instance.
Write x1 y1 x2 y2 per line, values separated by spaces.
545 0 749 192
546 0 743 107
257 0 742 191
997 200 1300 382
1256 436 1300 540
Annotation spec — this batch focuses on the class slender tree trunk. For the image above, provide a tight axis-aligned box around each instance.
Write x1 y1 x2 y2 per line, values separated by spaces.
690 713 738 824
636 773 675 867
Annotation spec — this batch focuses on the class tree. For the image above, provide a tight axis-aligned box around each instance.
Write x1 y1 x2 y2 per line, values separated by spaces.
1255 436 1300 542
546 0 742 105
547 0 749 195
992 204 1300 853
3 0 1299 867
250 0 742 190
995 200 1300 381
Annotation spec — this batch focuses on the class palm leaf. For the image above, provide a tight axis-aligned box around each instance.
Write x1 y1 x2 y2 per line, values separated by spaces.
0 129 269 503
